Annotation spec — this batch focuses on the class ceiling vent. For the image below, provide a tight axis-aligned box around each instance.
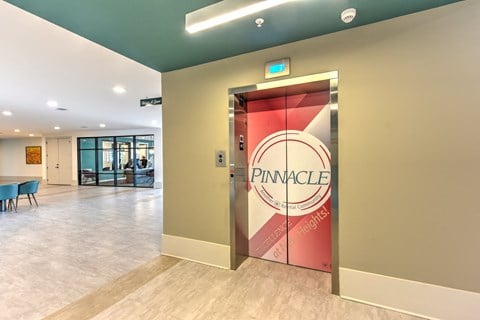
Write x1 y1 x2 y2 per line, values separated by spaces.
341 8 356 23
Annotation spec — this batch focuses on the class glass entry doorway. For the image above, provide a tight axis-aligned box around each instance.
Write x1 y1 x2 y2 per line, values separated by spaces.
229 72 338 290
78 135 155 188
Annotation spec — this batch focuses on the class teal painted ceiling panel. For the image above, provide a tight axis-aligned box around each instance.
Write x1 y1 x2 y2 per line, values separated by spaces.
5 0 462 72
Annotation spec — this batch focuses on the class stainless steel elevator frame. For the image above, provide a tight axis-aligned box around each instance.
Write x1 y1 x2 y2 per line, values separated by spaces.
228 71 339 294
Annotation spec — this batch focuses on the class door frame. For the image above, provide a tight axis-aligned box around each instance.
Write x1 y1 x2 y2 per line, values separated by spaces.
228 71 339 294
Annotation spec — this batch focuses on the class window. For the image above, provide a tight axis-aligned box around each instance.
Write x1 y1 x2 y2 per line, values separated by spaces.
78 135 154 187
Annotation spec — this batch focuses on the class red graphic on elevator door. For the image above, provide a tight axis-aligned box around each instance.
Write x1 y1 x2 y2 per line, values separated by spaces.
247 91 331 271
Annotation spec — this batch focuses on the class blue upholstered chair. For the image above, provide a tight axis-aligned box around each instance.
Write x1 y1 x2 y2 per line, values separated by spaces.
16 180 40 208
0 183 19 212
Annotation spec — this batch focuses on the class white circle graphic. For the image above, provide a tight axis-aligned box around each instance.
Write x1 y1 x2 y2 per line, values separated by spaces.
249 130 331 216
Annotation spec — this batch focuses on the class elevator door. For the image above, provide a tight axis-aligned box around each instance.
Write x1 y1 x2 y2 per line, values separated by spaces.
234 79 333 272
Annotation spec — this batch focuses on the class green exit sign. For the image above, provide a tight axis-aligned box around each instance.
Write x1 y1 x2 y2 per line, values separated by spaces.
265 58 290 79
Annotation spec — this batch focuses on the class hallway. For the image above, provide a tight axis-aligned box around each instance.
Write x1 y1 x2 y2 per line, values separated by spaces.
0 184 421 319
0 184 163 319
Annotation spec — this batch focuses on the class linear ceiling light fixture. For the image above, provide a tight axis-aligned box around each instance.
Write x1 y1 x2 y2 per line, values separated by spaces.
186 0 292 33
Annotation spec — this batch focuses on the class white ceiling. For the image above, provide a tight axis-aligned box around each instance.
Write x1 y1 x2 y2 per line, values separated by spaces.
0 1 162 139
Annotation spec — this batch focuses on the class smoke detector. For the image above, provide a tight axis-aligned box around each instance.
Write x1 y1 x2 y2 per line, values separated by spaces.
341 8 356 23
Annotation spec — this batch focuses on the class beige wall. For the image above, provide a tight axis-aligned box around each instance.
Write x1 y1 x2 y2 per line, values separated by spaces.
163 1 480 293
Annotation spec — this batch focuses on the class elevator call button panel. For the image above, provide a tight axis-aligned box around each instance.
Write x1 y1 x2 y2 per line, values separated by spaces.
215 150 226 167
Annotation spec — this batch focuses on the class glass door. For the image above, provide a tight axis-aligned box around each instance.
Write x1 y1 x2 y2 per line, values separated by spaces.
97 137 115 186
78 135 155 188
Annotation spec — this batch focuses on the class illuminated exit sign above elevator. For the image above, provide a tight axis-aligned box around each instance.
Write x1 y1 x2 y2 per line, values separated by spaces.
265 58 290 79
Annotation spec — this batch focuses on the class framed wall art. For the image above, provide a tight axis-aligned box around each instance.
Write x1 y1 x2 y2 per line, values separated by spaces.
26 146 42 164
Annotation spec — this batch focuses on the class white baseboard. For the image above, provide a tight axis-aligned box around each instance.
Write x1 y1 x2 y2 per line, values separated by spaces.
162 234 230 269
340 267 480 320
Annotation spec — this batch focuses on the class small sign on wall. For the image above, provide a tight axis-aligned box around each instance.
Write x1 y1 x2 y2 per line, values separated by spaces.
140 97 162 107
265 58 290 79
25 146 42 164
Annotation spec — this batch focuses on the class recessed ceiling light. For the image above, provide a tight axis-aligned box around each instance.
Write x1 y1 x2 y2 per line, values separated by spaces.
113 86 126 94
14 129 20 133
47 100 59 107
2 111 12 116
54 126 61 130
99 123 106 128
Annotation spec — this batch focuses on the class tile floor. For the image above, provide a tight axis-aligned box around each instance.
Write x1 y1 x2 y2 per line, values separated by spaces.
90 257 423 320
0 182 422 320
0 183 163 320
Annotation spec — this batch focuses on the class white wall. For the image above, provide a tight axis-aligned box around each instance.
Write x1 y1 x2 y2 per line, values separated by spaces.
0 138 43 178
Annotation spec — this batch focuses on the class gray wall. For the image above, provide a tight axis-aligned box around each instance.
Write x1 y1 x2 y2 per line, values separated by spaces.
163 1 480 293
